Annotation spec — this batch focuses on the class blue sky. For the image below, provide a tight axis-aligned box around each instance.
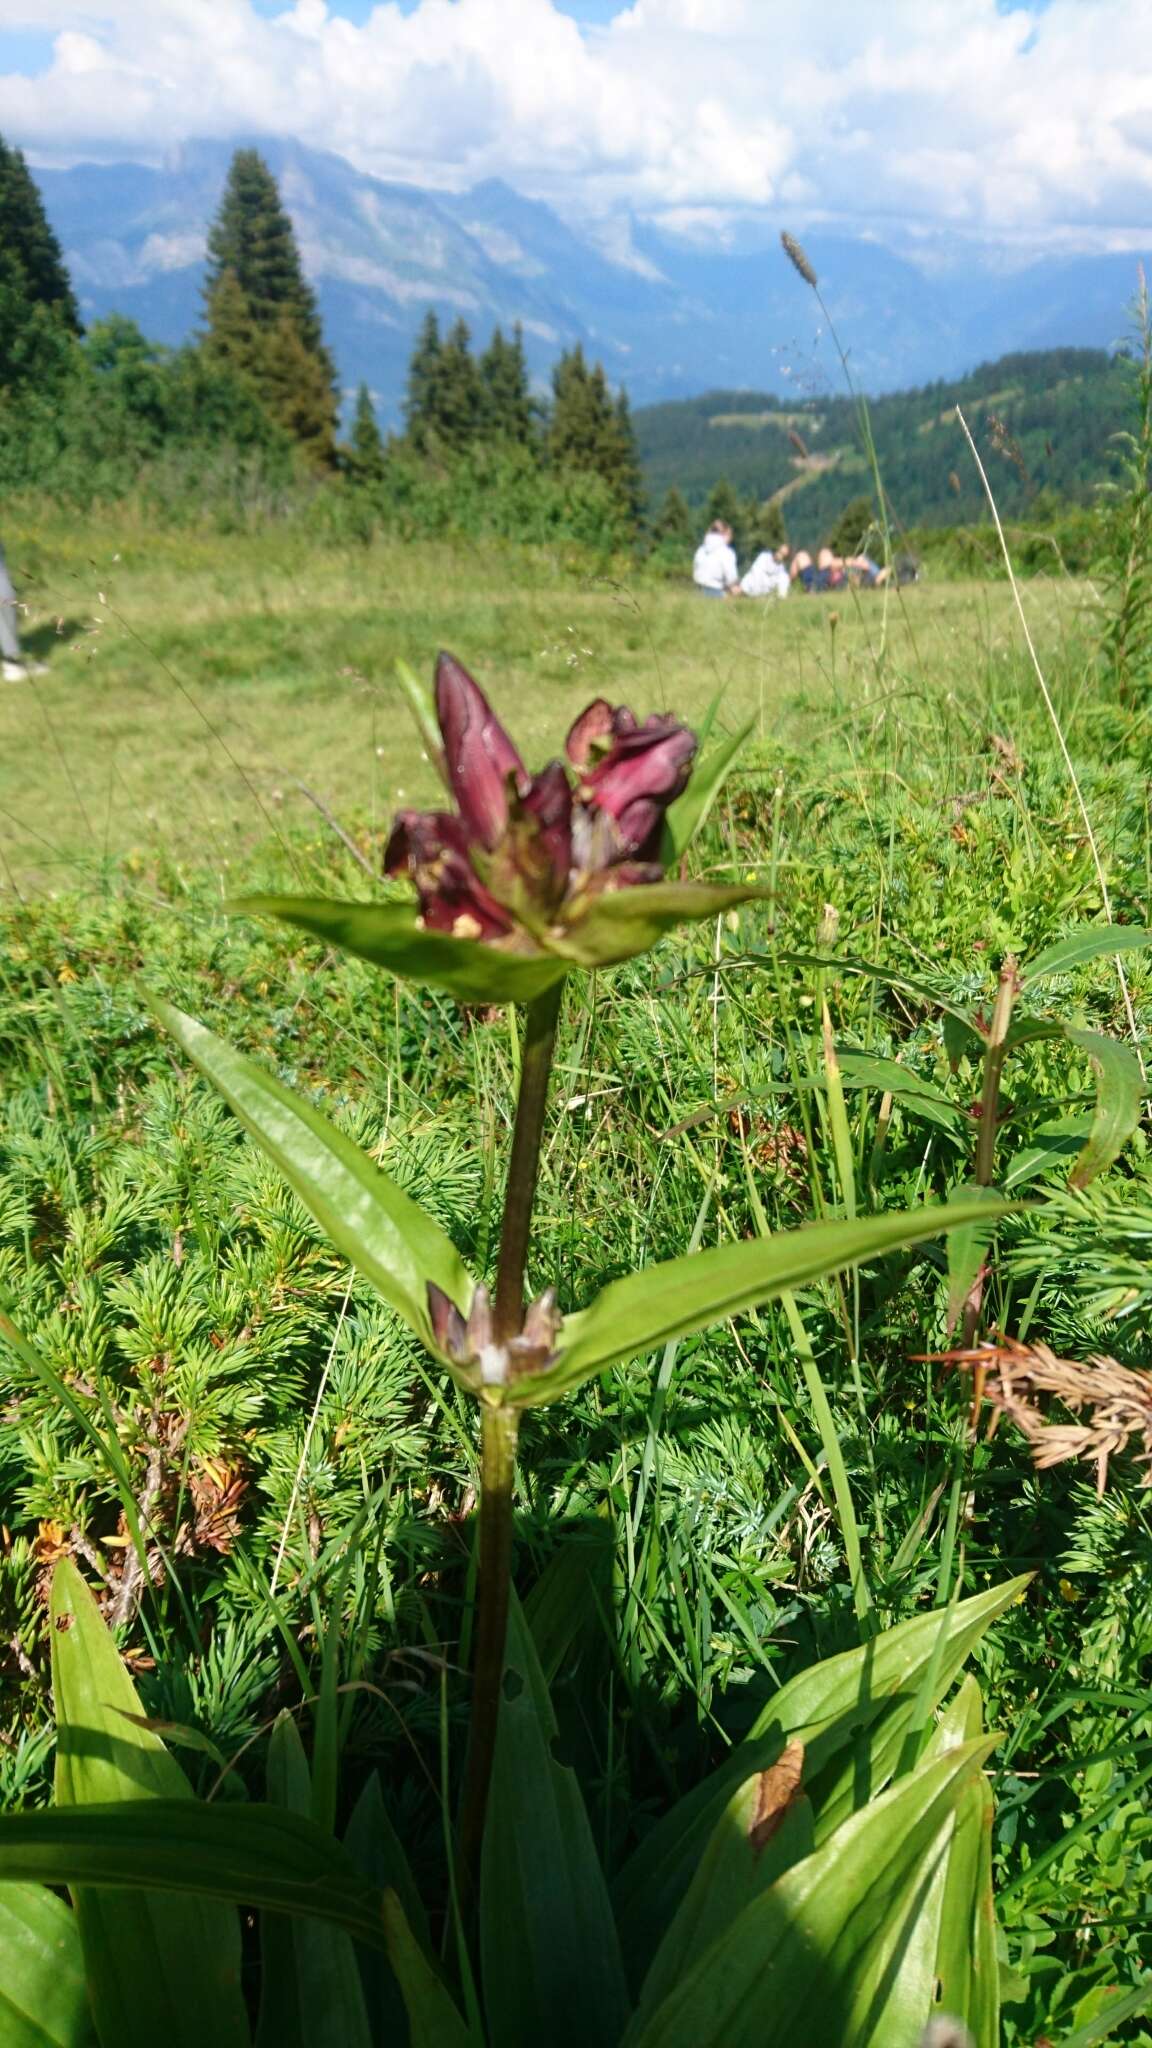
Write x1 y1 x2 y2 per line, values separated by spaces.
0 0 1146 248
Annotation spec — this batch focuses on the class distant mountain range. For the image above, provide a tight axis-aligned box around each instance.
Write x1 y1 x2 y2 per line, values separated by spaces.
32 135 1152 424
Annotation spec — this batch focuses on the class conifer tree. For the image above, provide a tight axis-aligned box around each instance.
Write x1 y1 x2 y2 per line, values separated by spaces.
608 388 645 528
479 323 535 445
826 494 876 557
703 476 744 538
652 485 693 551
750 497 788 553
0 134 81 335
436 319 483 452
549 346 643 530
404 310 443 450
348 382 386 480
202 148 337 465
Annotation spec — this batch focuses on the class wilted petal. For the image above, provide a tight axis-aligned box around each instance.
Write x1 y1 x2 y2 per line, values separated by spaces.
465 1282 493 1356
436 651 525 849
565 699 617 769
428 1283 469 1360
385 809 514 940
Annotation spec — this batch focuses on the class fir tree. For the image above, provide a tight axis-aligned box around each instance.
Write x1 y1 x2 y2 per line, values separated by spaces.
202 149 338 464
479 323 535 445
549 346 643 532
0 135 81 335
608 388 645 528
703 476 744 537
748 497 788 553
652 485 693 551
404 310 443 449
826 494 876 556
348 382 386 480
435 319 483 452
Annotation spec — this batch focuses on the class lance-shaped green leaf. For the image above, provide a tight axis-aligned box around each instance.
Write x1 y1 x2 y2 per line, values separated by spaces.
150 1000 473 1350
614 1575 1029 1985
1021 923 1152 985
550 878 770 968
0 1884 96 2048
382 1893 474 2048
623 1736 998 2048
395 658 446 781
1062 1024 1143 1187
256 1714 372 2048
660 717 756 862
232 896 568 1004
50 1561 251 2048
632 1748 814 2035
0 1804 390 1953
521 1198 1011 1406
480 1597 630 2048
924 1679 1001 2047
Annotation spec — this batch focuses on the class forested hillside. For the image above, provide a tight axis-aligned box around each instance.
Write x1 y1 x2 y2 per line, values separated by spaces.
634 347 1135 539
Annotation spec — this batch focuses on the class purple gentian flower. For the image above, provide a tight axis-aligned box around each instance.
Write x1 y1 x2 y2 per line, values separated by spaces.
385 653 697 948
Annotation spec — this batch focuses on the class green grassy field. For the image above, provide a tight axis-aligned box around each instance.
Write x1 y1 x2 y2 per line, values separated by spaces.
1 509 1096 886
2 511 1151 2041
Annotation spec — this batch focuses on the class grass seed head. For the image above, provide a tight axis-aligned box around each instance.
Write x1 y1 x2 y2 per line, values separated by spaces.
781 230 818 288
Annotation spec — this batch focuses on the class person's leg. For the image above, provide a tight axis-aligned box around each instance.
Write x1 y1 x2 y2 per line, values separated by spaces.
0 543 24 666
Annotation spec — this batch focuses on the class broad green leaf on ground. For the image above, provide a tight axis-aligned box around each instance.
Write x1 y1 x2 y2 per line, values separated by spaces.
0 1804 388 1953
760 951 985 1032
624 1736 997 2048
833 1050 966 1135
256 1714 372 2048
631 1749 814 2034
925 1681 1001 2048
1002 1117 1092 1189
660 717 756 862
382 1892 474 2048
1020 924 1152 985
553 879 769 969
614 1576 1029 1985
1061 1024 1143 1187
344 1773 432 2045
528 1199 1010 1406
232 896 567 1003
0 1884 96 2048
480 1597 630 2048
150 1000 473 1353
50 1561 250 2048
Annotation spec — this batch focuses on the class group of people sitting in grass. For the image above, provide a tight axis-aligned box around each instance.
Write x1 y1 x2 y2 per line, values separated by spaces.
692 520 895 600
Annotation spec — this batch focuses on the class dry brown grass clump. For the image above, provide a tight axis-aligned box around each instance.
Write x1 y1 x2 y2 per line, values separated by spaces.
933 1335 1152 1494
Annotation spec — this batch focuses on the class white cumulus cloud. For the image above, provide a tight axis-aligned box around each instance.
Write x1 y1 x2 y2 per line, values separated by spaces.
0 0 1150 244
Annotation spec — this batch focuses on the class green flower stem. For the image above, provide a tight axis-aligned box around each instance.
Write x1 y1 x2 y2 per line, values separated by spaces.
459 979 563 1877
974 955 1018 1189
458 1401 521 1879
493 978 564 1341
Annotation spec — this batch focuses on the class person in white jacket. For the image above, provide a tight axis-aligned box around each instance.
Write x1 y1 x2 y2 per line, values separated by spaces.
739 545 791 600
692 521 739 597
0 541 45 681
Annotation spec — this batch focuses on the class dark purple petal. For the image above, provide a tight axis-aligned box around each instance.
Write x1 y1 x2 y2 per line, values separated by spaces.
436 651 525 849
518 761 573 902
577 718 697 860
385 808 514 940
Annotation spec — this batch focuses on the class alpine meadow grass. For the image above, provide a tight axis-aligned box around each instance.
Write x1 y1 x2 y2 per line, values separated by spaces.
0 501 1151 2044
